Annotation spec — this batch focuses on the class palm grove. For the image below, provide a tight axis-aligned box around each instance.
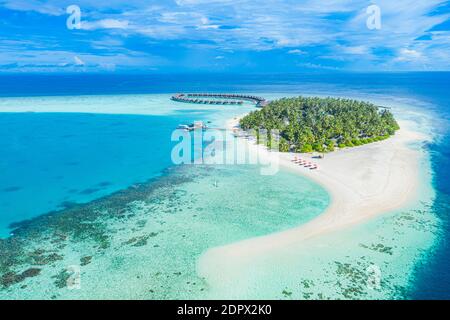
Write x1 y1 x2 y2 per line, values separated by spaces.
239 97 400 153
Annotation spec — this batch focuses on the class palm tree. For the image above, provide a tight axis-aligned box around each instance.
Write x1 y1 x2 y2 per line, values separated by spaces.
239 96 399 153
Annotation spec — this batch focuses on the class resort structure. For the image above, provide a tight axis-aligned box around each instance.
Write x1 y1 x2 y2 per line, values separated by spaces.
171 93 269 107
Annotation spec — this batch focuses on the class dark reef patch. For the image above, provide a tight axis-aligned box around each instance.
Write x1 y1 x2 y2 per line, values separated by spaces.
282 289 292 298
52 269 70 289
97 182 113 187
332 259 408 299
80 256 92 266
58 201 79 210
28 249 63 265
2 186 22 193
79 188 101 195
359 243 394 255
0 165 208 295
123 232 159 247
1 268 41 288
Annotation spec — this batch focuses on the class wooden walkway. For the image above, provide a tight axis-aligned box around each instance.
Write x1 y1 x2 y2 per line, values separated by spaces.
171 93 269 108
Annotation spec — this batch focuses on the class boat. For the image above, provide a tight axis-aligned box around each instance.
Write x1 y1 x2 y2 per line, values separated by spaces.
177 124 191 131
177 121 208 132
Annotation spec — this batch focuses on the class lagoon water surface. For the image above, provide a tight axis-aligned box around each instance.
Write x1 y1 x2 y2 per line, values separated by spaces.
0 73 449 299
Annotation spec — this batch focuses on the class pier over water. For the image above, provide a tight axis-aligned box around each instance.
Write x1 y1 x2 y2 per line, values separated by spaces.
171 93 269 108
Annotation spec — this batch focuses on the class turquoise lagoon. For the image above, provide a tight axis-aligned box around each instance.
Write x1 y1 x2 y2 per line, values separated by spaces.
0 86 442 299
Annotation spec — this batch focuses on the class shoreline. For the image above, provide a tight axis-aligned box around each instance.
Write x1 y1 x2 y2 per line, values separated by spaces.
0 93 439 299
198 114 429 291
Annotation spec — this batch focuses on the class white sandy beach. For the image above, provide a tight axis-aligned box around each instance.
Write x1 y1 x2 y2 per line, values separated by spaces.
198 115 427 290
0 95 431 297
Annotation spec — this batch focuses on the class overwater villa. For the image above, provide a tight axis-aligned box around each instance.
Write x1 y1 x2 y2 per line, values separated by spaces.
171 93 269 107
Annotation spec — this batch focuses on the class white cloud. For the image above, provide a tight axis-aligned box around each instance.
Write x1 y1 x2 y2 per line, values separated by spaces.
340 46 369 55
2 0 450 71
90 38 124 50
297 62 341 70
394 48 422 62
288 49 306 55
2 0 64 16
81 19 129 31
0 46 167 73
175 0 236 6
73 56 85 65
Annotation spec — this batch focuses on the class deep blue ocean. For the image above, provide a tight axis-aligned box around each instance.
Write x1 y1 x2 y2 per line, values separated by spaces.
0 72 448 298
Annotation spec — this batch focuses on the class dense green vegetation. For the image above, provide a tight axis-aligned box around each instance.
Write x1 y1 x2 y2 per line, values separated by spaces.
239 96 400 153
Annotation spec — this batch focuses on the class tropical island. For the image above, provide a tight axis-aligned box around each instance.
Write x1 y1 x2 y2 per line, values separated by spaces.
239 96 400 153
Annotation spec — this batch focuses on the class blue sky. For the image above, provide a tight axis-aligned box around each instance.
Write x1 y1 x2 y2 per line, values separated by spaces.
0 0 449 73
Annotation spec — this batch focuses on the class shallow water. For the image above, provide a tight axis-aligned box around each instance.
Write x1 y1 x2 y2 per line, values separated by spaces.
0 164 329 299
200 134 438 300
0 72 448 299
0 97 256 237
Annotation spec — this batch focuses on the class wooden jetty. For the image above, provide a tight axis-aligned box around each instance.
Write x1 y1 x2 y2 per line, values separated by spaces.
171 93 269 108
